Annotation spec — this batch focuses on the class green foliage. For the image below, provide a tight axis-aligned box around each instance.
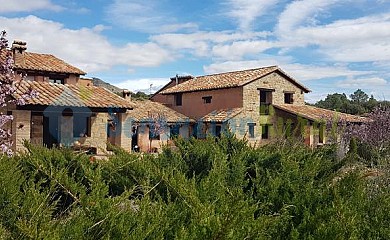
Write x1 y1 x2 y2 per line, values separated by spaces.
315 89 388 115
0 135 389 239
131 91 150 100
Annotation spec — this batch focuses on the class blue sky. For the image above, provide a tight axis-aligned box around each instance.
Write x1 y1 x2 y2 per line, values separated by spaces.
1 0 390 102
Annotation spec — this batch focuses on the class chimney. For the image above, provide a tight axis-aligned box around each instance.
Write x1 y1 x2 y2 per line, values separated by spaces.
170 75 194 85
122 89 132 101
11 40 27 64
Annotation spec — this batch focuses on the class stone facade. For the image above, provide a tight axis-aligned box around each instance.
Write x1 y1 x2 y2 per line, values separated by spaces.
84 113 108 155
114 113 132 152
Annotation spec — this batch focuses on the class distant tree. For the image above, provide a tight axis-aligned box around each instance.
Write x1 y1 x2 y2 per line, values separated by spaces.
350 89 369 104
315 89 383 115
131 91 150 100
315 93 349 112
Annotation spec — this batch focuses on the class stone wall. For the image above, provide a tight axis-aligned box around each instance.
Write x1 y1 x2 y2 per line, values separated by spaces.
242 72 305 115
84 113 107 155
114 113 132 152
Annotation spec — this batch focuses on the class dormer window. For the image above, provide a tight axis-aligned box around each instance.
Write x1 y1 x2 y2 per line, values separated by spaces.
175 93 182 106
284 92 294 104
202 96 212 104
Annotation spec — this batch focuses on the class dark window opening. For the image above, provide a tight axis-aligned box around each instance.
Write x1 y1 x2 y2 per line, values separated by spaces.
248 123 256 138
175 93 182 106
215 125 222 138
260 89 273 115
170 125 180 138
73 113 91 137
202 96 212 104
149 126 160 140
319 124 325 144
261 125 270 139
284 93 294 104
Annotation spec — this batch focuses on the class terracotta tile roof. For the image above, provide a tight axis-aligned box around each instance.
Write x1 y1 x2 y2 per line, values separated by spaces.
201 108 243 123
273 104 368 123
160 66 310 94
14 80 135 109
13 52 86 75
128 100 194 123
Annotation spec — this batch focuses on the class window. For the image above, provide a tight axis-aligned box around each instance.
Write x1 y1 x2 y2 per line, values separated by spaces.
149 125 160 140
175 93 182 106
170 124 180 138
259 88 274 115
319 124 325 144
284 92 294 104
248 123 256 138
261 125 270 139
49 78 64 84
215 125 222 138
202 96 212 104
73 114 91 137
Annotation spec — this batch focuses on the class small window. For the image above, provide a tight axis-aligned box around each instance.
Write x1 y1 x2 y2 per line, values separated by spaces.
215 125 222 138
149 126 160 140
49 79 64 84
284 93 294 104
261 125 269 139
248 123 256 138
202 96 212 104
74 114 91 137
175 93 182 106
319 124 325 144
170 124 180 138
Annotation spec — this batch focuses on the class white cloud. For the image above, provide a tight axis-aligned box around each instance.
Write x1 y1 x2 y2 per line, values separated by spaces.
116 78 169 93
1 15 172 74
106 0 198 33
212 40 277 60
203 60 372 81
150 31 270 57
337 77 388 88
224 0 279 31
0 0 63 13
276 1 390 63
276 0 339 38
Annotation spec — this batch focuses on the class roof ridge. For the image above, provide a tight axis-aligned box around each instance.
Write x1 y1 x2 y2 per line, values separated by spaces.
196 65 278 78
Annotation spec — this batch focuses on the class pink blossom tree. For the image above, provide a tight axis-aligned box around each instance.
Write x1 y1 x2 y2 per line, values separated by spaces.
0 30 37 155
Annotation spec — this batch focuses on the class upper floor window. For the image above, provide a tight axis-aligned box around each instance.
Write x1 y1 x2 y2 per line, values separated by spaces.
202 96 212 104
259 88 274 115
175 93 182 106
284 92 294 104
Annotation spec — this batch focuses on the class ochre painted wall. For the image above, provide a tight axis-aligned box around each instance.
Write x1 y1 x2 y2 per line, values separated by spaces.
156 87 243 120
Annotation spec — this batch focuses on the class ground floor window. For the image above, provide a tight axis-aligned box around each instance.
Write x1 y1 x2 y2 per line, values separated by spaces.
215 125 222 138
319 124 325 144
261 124 270 139
170 125 180 138
247 123 256 138
73 113 91 137
149 125 161 140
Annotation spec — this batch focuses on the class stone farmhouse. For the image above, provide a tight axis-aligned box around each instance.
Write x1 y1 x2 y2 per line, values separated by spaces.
2 40 367 154
3 40 137 154
152 66 366 147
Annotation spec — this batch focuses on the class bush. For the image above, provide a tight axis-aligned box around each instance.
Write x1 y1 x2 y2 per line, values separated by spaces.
0 135 389 239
